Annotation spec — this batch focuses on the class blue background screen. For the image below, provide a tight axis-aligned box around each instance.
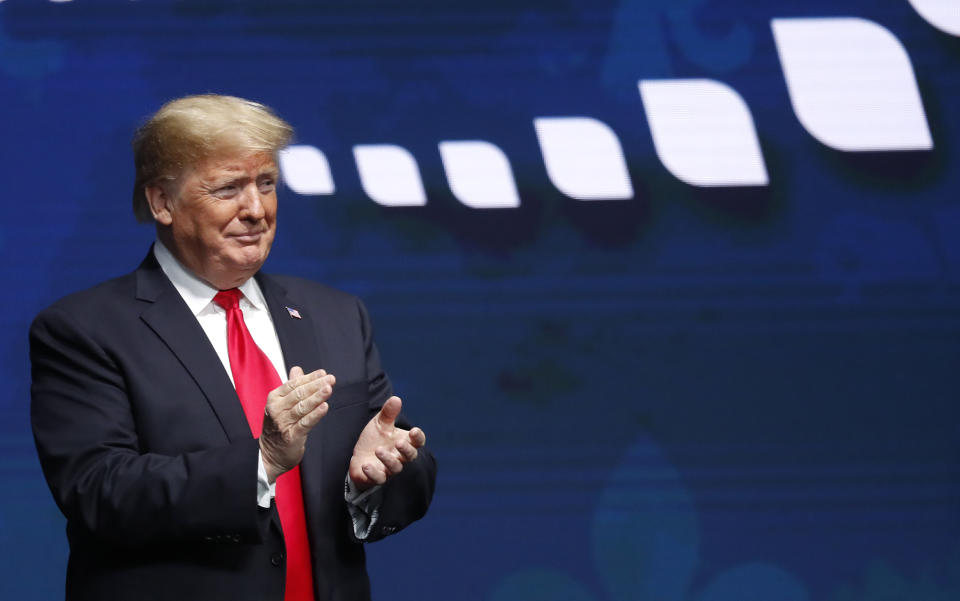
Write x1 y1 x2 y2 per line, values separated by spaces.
1 1 958 600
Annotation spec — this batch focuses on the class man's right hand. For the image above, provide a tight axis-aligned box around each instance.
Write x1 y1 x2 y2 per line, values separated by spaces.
259 366 335 483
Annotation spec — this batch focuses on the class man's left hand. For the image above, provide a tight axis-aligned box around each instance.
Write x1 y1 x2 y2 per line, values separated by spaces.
349 396 426 491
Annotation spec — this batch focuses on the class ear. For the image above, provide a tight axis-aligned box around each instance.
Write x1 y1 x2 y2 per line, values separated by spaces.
144 183 174 226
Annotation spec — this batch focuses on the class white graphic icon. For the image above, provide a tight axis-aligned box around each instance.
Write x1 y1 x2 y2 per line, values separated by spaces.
278 145 335 195
772 17 934 151
639 79 769 187
907 0 960 37
534 117 634 200
438 141 521 209
353 145 427 207
274 15 944 206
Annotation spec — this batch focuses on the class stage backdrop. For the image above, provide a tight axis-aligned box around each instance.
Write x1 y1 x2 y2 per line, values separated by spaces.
2 1 958 599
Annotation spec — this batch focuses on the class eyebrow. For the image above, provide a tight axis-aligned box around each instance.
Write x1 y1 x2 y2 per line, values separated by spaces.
205 167 279 183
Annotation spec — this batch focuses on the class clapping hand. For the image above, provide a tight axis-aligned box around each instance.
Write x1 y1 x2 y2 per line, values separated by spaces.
259 366 335 483
349 396 426 491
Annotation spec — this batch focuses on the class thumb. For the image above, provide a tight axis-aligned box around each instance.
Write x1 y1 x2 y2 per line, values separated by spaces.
288 365 304 380
377 396 402 428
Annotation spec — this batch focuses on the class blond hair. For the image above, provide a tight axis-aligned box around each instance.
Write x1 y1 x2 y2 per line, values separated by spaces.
131 94 294 222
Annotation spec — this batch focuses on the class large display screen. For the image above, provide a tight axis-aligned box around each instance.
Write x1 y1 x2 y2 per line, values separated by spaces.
2 1 958 599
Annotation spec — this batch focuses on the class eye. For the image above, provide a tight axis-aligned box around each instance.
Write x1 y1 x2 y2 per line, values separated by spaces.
212 184 240 200
258 178 276 194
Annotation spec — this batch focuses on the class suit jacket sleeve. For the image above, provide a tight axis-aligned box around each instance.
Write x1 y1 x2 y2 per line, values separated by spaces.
351 298 436 543
30 306 268 547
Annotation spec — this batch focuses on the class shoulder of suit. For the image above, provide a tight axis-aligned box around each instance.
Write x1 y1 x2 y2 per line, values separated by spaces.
30 272 141 342
37 271 139 317
260 273 361 306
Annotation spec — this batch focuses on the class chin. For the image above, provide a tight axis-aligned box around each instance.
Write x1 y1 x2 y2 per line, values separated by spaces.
226 249 268 274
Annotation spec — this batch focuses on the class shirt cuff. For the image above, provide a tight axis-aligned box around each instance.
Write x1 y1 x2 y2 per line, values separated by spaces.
344 475 383 540
257 450 277 509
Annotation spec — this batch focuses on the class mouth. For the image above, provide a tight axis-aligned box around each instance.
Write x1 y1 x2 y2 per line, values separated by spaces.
229 231 265 244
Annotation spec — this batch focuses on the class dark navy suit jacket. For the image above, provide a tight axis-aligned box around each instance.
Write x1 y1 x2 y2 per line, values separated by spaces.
30 251 436 601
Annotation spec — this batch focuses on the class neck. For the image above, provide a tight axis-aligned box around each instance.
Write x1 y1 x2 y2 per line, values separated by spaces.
154 228 254 291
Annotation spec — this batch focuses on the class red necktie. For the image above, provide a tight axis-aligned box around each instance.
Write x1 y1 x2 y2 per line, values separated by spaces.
213 289 315 601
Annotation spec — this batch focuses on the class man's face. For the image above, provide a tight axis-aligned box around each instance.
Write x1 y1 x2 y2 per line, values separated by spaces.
151 151 279 289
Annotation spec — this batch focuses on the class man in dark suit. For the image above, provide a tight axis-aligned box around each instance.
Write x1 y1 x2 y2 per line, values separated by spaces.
30 95 436 601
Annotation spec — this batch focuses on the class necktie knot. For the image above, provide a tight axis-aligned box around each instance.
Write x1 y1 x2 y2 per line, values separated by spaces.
213 288 242 311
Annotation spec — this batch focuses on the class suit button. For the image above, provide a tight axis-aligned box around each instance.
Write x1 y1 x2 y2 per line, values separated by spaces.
203 536 214 543
270 552 284 567
231 534 241 543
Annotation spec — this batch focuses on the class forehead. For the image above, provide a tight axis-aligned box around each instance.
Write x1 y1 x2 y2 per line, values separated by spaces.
193 151 278 178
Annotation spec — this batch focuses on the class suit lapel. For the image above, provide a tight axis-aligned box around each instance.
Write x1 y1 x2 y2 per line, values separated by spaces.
257 274 331 501
135 251 253 442
257 274 325 377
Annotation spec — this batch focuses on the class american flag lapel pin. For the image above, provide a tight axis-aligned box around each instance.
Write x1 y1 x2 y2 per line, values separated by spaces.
285 306 302 319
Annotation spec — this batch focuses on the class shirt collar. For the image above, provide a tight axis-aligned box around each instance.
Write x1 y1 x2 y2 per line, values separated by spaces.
152 239 269 316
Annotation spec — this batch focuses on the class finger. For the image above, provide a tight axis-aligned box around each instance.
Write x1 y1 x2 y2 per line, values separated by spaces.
291 381 334 424
295 369 331 392
278 366 315 398
362 462 387 486
376 396 402 428
275 366 303 398
407 426 426 448
294 398 329 431
281 370 334 407
290 373 335 408
395 439 418 463
376 447 404 476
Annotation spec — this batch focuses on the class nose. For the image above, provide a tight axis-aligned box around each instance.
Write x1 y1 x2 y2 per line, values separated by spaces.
238 183 266 221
